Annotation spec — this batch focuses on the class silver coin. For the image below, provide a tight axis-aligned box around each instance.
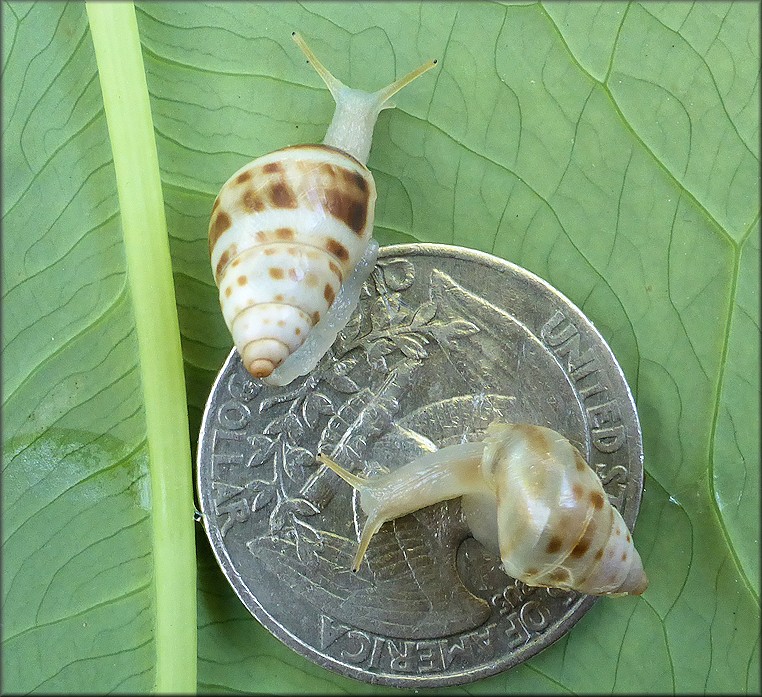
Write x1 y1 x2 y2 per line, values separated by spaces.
196 243 643 688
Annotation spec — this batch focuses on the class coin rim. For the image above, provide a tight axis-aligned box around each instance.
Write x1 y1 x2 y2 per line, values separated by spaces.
196 242 644 687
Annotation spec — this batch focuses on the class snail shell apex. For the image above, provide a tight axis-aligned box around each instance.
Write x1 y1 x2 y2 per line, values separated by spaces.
209 144 376 378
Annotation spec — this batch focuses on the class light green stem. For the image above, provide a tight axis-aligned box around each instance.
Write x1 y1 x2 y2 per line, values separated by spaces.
86 2 197 693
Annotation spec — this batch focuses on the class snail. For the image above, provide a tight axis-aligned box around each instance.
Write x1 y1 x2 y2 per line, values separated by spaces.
317 421 648 597
209 33 437 385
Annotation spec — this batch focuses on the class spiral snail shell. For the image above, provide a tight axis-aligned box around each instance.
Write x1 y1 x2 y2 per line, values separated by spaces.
209 33 436 385
318 421 648 597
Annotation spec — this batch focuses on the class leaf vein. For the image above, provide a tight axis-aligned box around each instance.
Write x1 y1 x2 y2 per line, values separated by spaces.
19 17 91 169
3 581 151 644
639 3 759 160
2 280 130 408
706 231 760 606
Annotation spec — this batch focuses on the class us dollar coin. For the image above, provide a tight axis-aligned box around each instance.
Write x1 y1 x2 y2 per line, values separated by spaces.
196 243 643 688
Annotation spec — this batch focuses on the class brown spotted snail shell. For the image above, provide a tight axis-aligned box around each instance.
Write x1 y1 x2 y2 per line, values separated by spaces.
208 33 437 385
318 421 648 596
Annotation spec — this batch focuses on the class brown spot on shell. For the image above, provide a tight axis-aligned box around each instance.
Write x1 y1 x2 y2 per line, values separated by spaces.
277 320 286 327
215 245 237 282
348 202 366 233
333 166 371 200
594 548 604 561
572 484 584 501
269 182 297 208
325 238 349 262
295 327 301 336
614 526 621 536
575 451 587 472
216 250 230 277
312 311 320 325
209 211 232 251
237 275 247 286
318 163 337 180
236 170 252 184
232 258 241 267
571 519 596 558
269 267 285 280
224 287 232 298
328 261 342 280
621 552 628 562
548 568 570 583
626 533 631 542
243 189 265 212
590 491 605 510
324 188 367 234
264 247 276 255
263 162 282 174
256 231 267 242
546 536 563 554
514 424 550 458
347 169 369 193
571 539 591 558
275 227 294 240
274 294 284 302
525 567 538 577
324 283 335 305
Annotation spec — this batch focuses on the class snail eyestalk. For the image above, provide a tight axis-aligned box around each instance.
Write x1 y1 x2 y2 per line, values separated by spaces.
373 58 438 109
353 517 384 572
291 32 345 100
291 31 436 164
316 453 367 489
316 452 380 571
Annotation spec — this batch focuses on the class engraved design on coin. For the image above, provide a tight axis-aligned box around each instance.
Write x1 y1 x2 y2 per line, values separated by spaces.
198 244 643 687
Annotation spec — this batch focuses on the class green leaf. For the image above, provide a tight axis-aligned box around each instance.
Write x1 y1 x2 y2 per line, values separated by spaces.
3 1 759 694
3 1 195 693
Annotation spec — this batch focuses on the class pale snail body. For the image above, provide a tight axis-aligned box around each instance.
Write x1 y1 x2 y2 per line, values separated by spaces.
318 421 648 597
209 33 436 384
